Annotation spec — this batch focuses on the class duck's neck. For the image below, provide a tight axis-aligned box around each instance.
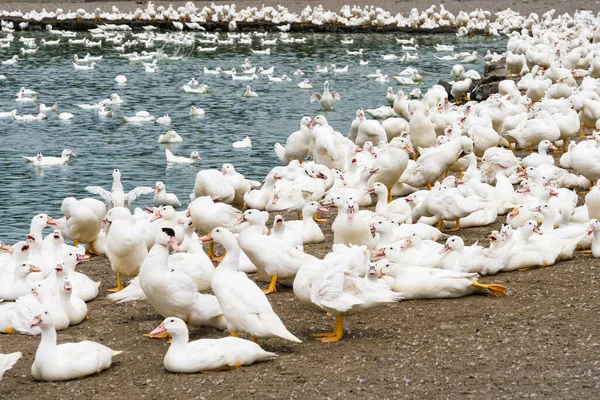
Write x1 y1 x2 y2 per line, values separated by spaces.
219 238 242 271
38 325 58 353
60 292 75 315
593 231 600 257
146 243 171 271
374 192 388 213
12 272 27 287
540 212 556 233
170 331 189 347
244 223 266 236
302 209 317 223
30 223 44 237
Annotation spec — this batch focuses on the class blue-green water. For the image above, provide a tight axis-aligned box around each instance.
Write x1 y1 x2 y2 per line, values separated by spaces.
0 31 505 242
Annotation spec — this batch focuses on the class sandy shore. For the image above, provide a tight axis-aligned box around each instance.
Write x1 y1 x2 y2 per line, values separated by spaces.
0 0 593 19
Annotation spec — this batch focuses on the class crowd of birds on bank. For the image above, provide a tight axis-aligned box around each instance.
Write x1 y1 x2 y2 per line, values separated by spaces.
2 2 533 37
3 4 600 384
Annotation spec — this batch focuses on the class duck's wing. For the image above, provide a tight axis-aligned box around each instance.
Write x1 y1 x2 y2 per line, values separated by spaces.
85 186 113 203
310 93 322 103
126 186 154 205
331 91 341 100
310 265 364 312
0 352 22 378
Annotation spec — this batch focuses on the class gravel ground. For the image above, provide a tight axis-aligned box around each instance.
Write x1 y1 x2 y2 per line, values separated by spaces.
2 142 600 399
0 0 596 19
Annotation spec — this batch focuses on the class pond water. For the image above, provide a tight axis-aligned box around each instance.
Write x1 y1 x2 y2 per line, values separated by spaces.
0 30 505 242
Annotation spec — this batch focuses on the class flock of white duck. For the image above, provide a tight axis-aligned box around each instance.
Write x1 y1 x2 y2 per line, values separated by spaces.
4 4 600 384
2 2 523 36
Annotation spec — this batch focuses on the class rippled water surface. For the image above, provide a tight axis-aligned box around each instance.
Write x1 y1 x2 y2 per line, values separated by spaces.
0 30 505 242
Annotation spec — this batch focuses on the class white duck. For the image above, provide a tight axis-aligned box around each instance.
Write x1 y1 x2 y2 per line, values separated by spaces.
202 228 302 342
310 81 340 110
280 201 328 244
309 256 402 342
273 116 312 165
86 168 154 209
165 149 201 165
377 261 506 299
331 198 375 249
0 262 41 300
59 278 87 326
61 197 104 249
104 207 148 292
138 228 226 332
154 181 181 208
22 149 76 166
238 210 317 294
158 130 183 143
521 140 557 168
148 317 277 372
189 105 205 116
30 310 122 381
61 251 99 302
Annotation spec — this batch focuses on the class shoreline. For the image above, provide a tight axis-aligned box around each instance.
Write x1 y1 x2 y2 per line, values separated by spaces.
0 1 593 18
0 1 596 33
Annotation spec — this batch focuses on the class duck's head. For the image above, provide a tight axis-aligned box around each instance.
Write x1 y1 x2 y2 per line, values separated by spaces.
300 115 312 127
238 209 269 225
387 87 394 94
587 219 600 236
190 151 202 161
26 233 40 246
36 152 43 161
440 236 464 254
149 317 187 338
34 213 58 229
400 232 419 249
156 227 180 251
272 215 285 230
155 181 165 194
152 205 175 222
62 278 73 294
366 182 386 195
113 168 121 181
523 220 543 236
324 80 330 88
221 163 235 175
345 198 358 218
30 309 54 329
305 201 328 215
51 230 63 242
17 262 41 277
366 263 383 280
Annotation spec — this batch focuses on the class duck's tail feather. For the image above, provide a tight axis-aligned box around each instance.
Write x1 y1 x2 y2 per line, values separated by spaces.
274 143 287 165
107 277 146 303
